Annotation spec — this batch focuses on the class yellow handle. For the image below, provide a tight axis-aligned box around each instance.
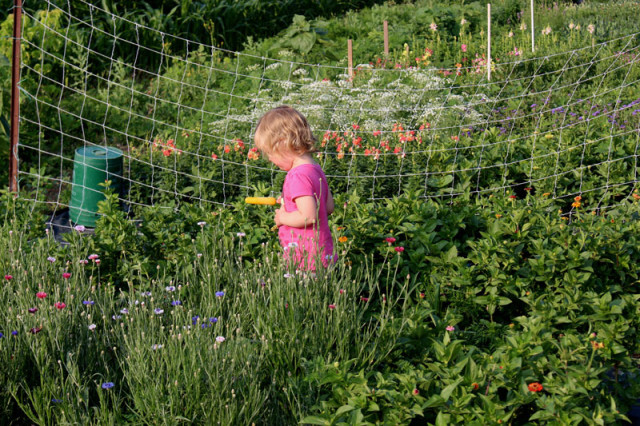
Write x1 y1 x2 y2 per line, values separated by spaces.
245 196 277 206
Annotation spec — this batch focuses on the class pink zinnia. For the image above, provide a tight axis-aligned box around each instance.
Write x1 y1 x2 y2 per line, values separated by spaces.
62 272 71 279
36 292 47 299
385 237 396 244
54 302 66 310
446 325 455 332
394 246 405 253
461 44 467 52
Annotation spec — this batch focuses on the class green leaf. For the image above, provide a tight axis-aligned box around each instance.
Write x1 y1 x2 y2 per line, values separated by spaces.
440 378 463 401
299 416 330 425
335 404 354 417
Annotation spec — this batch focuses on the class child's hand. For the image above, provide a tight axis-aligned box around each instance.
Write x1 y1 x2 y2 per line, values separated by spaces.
274 206 285 228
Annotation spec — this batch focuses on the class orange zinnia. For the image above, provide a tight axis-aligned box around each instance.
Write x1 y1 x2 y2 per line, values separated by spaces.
528 382 543 392
338 236 348 243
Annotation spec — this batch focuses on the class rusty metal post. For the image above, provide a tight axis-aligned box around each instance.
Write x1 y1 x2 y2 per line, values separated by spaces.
9 0 22 192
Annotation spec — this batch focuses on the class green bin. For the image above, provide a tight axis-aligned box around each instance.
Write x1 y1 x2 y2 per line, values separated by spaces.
69 146 123 227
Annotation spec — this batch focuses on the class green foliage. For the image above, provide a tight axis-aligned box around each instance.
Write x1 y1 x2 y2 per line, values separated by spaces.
1 191 640 423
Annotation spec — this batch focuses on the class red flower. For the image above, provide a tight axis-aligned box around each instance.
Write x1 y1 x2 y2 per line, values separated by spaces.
339 289 345 295
472 382 479 390
528 382 543 392
419 292 425 299
62 272 71 279
328 304 336 310
4 274 12 281
54 302 66 310
36 292 47 299
412 388 419 396
385 237 396 244
360 296 369 302
509 195 517 199
394 246 405 253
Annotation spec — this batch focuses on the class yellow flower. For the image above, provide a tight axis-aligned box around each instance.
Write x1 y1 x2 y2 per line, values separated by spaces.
495 214 502 219
338 236 348 243
543 192 551 197
572 201 581 208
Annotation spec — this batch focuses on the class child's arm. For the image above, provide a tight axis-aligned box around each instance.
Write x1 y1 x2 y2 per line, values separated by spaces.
275 196 317 228
326 189 335 215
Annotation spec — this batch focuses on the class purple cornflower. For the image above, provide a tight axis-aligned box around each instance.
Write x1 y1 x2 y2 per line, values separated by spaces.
101 382 114 389
209 317 218 323
215 291 225 298
192 315 200 325
165 286 176 292
83 300 95 305
154 308 164 315
47 257 56 263
171 300 182 306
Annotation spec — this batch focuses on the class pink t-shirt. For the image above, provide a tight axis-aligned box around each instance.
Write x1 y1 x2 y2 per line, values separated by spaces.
279 163 334 270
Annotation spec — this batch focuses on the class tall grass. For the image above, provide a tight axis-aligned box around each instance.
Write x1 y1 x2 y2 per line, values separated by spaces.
0 210 412 423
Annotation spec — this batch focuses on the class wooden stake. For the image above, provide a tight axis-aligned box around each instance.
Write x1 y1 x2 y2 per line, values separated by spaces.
383 21 389 56
9 0 22 193
348 39 353 79
487 3 491 81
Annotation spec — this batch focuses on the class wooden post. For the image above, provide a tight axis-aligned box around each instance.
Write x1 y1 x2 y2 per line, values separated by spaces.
531 0 535 53
348 39 353 79
383 21 389 56
9 0 22 193
487 3 491 81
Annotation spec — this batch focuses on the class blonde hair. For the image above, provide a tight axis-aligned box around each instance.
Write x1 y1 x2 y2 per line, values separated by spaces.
254 105 316 155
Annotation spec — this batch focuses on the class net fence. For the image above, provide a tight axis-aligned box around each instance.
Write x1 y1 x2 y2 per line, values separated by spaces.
13 0 640 220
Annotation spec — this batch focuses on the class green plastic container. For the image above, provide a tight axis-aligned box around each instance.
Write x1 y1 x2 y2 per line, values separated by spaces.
69 146 123 227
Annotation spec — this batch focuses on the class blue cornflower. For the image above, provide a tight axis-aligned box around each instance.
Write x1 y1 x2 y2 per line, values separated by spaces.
215 291 225 298
154 308 164 315
52 398 62 403
0 333 3 338
209 317 218 323
83 300 95 305
11 330 17 336
101 382 114 389
171 300 182 306
192 315 199 325
201 323 211 329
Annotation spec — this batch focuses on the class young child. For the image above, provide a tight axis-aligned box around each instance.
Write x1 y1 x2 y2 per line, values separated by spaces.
253 105 335 271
